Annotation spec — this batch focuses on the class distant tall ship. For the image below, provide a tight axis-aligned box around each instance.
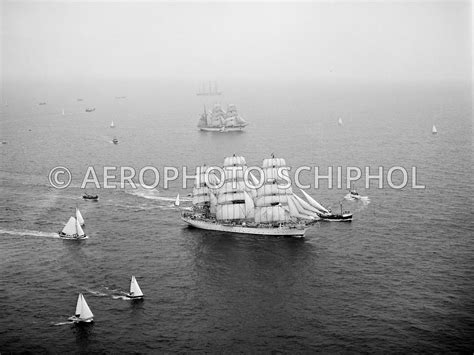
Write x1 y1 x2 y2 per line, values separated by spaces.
181 155 311 237
197 81 222 96
197 104 248 132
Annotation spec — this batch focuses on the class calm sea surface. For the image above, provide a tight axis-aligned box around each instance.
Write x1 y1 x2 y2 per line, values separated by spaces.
0 80 472 352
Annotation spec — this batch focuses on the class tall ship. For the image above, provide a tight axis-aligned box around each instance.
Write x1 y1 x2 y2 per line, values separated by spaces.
181 155 312 237
197 104 248 132
197 81 222 96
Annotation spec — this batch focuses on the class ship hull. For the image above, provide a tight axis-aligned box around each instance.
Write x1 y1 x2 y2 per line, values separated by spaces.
182 217 307 237
199 126 246 132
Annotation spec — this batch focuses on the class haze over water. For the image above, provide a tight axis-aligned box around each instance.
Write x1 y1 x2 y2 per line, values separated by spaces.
1 1 472 352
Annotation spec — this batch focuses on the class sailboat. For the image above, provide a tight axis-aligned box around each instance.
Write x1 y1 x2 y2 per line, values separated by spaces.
69 293 94 323
112 136 118 144
127 276 144 299
58 216 88 240
348 183 361 199
338 117 343 126
110 121 115 128
76 208 85 226
181 155 308 237
62 108 65 116
432 125 437 134
174 194 180 207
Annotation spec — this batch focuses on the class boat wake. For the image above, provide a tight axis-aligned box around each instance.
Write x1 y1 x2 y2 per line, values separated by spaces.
125 186 191 203
53 321 74 326
0 229 59 238
112 295 131 301
84 288 108 297
344 194 371 203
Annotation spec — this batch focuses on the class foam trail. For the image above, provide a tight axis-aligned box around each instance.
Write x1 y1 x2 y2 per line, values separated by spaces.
84 288 108 297
54 321 74 326
0 229 59 238
112 295 131 301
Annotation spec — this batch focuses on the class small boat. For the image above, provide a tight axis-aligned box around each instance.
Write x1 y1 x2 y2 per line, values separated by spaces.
112 137 118 144
69 293 94 323
38 102 47 105
110 121 115 128
127 276 144 299
348 184 361 199
174 194 180 207
432 125 438 134
77 98 83 102
58 216 88 240
321 203 352 222
76 208 85 226
85 108 95 112
338 117 343 126
83 193 99 201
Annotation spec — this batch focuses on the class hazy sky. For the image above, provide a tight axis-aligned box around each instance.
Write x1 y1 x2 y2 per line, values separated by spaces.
1 1 471 83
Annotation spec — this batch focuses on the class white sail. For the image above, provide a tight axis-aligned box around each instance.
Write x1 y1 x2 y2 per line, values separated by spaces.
217 191 246 204
216 203 246 220
255 194 290 207
79 294 94 320
338 117 343 126
76 208 85 226
130 276 144 297
256 184 293 197
262 158 287 168
223 155 246 167
254 205 290 223
209 192 217 216
174 194 180 206
287 196 314 220
110 121 115 128
76 219 85 236
299 189 330 214
62 216 77 235
244 191 255 218
291 195 320 219
293 194 321 215
75 293 82 316
432 125 437 134
62 108 65 115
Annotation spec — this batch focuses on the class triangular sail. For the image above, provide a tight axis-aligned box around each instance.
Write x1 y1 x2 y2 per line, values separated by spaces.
62 216 77 235
76 219 85 236
130 276 144 297
76 208 84 226
299 189 330 214
174 194 180 206
75 293 82 316
432 125 437 134
79 294 94 320
110 121 115 128
293 194 321 214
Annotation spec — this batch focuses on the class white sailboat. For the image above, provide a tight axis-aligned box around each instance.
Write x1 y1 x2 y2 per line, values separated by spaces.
127 276 144 299
110 121 115 128
174 194 180 207
338 117 343 126
76 208 85 226
58 216 88 240
69 293 94 323
62 108 65 116
432 125 437 134
198 104 248 132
